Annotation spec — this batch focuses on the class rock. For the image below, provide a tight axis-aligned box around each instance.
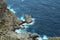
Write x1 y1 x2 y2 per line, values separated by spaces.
25 14 32 23
0 0 7 20
30 33 39 40
0 0 39 40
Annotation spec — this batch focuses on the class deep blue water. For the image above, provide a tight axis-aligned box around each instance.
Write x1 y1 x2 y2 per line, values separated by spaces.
7 0 60 37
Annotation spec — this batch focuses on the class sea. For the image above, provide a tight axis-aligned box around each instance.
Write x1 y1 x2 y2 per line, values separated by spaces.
7 0 60 37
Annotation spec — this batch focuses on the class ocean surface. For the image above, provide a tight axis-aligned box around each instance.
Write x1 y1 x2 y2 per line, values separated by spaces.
7 0 60 37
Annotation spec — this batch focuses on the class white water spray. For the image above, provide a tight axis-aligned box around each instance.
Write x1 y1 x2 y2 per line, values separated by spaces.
7 5 16 14
37 35 48 40
43 35 48 40
15 15 35 33
15 29 27 33
21 0 24 2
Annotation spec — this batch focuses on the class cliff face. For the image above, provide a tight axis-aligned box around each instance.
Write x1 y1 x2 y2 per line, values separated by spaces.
0 0 39 40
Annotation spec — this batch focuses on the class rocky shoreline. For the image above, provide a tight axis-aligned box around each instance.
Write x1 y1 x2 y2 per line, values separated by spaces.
0 0 39 40
0 0 60 40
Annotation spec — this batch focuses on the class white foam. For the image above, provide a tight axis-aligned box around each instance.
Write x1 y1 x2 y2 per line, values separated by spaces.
28 18 35 25
7 6 16 14
20 15 25 21
15 15 35 33
37 37 43 40
37 35 48 40
15 29 27 33
43 35 48 39
21 0 24 2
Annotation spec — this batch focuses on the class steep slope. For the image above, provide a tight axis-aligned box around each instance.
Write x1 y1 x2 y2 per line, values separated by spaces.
0 0 39 40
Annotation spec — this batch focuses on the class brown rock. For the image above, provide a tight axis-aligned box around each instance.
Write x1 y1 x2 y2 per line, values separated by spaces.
0 0 39 40
25 14 32 23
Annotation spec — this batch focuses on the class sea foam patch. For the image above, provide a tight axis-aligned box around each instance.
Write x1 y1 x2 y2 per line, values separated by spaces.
15 29 27 33
21 0 24 2
7 5 16 14
15 14 35 33
37 35 48 40
20 15 25 21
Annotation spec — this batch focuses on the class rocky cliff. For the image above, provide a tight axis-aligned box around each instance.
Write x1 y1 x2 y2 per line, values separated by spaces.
0 0 39 40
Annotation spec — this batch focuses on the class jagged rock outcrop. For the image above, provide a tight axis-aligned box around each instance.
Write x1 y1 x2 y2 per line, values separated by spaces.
0 0 39 40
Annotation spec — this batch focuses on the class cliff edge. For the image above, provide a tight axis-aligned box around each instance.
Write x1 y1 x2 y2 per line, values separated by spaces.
0 0 39 40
